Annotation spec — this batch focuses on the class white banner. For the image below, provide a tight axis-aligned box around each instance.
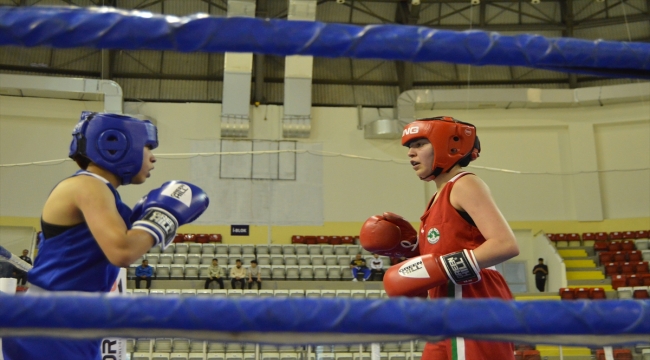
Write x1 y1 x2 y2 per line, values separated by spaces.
100 268 128 360
0 277 17 360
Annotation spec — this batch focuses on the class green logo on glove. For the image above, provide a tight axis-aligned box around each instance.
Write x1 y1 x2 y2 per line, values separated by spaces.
427 228 440 244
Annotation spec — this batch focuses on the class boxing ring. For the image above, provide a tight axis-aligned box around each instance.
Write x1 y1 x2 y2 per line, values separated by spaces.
1 5 650 350
0 294 649 346
1 6 649 78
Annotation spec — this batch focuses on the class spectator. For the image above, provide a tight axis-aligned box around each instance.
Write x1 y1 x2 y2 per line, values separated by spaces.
532 258 548 292
19 249 32 265
247 259 262 290
369 254 385 281
135 259 153 289
204 258 225 289
230 259 247 289
15 249 32 286
350 253 371 281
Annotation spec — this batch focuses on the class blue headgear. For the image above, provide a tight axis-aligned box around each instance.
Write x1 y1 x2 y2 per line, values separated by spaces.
69 112 158 185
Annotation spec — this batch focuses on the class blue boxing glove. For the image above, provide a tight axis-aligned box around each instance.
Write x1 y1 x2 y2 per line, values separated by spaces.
132 181 209 249
130 195 147 224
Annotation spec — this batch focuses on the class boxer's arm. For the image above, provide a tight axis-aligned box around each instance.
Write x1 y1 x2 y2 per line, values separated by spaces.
73 177 154 267
384 250 481 297
450 175 519 269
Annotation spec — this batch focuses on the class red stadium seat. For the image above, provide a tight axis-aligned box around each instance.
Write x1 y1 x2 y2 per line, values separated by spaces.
555 233 568 247
341 236 355 245
559 288 575 300
304 236 317 245
633 287 649 299
608 242 622 252
611 275 627 289
207 234 222 243
621 262 634 275
599 252 614 264
291 236 305 244
595 232 608 241
614 349 632 360
622 231 636 240
596 349 632 360
182 234 194 243
636 230 649 239
582 232 597 246
329 236 342 245
589 287 607 300
574 287 589 299
613 349 633 360
609 231 624 241
604 263 620 276
628 251 642 262
195 234 208 244
594 241 608 252
641 274 650 286
316 236 329 244
613 251 626 262
514 350 524 360
174 234 185 243
636 261 649 274
627 275 641 287
621 240 636 251
567 233 581 246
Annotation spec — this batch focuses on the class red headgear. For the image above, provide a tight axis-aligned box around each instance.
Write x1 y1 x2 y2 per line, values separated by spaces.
402 116 480 180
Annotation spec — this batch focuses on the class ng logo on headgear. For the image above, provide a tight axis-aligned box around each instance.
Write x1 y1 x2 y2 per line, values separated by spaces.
403 126 419 136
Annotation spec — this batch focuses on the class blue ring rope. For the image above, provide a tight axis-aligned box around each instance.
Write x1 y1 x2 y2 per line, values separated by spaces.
0 6 649 78
0 294 649 346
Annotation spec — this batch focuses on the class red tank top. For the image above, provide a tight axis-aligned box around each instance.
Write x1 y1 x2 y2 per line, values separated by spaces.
418 172 514 359
418 171 513 301
418 172 485 256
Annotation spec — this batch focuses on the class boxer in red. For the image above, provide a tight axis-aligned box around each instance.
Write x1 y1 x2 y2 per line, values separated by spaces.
361 117 519 360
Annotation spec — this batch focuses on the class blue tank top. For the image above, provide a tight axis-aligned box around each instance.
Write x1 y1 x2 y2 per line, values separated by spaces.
28 170 132 292
3 171 134 360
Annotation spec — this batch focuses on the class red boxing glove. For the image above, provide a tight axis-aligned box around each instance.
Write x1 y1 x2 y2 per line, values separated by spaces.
359 212 419 258
383 249 481 297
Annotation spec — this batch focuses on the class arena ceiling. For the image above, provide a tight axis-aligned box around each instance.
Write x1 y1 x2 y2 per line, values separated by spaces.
0 0 648 107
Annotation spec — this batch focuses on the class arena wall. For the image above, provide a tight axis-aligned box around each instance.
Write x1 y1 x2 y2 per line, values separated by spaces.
0 94 648 247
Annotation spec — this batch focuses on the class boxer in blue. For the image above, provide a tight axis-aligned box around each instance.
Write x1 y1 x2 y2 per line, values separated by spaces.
2 112 209 360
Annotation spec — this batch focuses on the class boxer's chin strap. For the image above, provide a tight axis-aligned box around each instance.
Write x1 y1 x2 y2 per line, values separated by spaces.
419 170 436 182
419 165 444 182
400 236 419 252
